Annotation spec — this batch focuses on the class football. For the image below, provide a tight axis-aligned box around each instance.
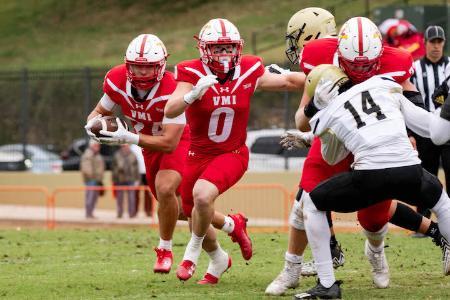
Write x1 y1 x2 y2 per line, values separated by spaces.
90 116 128 138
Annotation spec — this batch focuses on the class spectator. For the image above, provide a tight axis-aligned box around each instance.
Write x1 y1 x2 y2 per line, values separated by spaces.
410 25 450 231
112 144 140 218
379 18 425 60
80 140 105 219
130 144 153 217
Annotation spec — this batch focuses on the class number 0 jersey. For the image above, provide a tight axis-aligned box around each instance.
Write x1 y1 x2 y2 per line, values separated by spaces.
310 76 422 170
175 55 265 155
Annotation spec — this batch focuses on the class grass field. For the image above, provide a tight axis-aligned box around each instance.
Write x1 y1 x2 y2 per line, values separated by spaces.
1 227 449 299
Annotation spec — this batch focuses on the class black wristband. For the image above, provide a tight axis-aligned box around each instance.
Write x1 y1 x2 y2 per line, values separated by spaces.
304 97 319 118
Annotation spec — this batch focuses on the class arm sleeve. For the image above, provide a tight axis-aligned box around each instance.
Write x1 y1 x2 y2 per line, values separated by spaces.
162 112 187 125
430 110 450 145
99 93 116 111
398 94 431 138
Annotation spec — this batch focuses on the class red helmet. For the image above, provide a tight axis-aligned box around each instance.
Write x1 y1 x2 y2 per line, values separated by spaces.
124 34 168 90
337 17 383 83
197 18 243 74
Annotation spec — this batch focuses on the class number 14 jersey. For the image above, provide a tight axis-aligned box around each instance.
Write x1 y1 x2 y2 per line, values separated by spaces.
175 55 265 155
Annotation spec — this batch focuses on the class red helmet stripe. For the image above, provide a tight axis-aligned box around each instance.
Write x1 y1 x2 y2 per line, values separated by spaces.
357 17 363 56
139 34 148 57
219 19 227 37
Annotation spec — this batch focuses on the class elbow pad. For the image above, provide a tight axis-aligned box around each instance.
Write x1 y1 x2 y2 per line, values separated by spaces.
403 91 425 109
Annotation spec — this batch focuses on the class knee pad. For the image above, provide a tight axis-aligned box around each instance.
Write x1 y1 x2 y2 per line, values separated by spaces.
362 223 388 242
289 189 305 230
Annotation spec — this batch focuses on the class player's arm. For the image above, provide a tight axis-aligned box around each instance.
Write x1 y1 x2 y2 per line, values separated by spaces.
165 75 218 118
138 123 185 153
256 69 305 92
294 91 313 132
85 94 116 140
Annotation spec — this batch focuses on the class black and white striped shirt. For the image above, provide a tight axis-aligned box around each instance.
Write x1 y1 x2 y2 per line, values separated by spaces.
411 56 450 112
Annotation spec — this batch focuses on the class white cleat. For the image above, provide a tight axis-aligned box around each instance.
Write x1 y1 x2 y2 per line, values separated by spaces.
441 237 450 275
365 240 390 288
265 261 302 296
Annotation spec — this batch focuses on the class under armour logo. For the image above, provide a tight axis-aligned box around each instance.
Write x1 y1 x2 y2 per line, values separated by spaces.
135 103 144 109
243 83 252 90
188 151 195 156
220 87 229 93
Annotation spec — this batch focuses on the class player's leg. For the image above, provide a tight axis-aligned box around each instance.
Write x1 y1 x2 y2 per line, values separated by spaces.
265 190 307 295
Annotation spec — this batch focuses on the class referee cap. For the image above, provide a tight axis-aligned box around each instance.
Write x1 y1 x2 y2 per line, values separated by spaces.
425 25 446 41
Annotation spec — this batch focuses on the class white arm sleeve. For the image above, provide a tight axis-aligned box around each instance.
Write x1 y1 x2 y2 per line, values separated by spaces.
398 94 431 138
99 93 116 111
430 108 450 145
162 112 186 125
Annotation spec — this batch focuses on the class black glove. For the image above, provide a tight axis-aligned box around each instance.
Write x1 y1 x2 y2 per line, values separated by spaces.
432 82 449 107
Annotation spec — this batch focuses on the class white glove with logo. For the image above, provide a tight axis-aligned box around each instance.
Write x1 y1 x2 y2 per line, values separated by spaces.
183 75 218 104
84 114 103 142
265 64 291 75
314 79 339 110
98 118 139 145
280 131 314 150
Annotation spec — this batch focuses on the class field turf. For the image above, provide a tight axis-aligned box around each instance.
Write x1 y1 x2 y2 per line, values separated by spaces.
0 228 449 299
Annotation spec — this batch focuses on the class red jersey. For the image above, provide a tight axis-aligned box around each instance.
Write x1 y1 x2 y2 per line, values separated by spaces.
299 37 414 83
175 55 265 155
102 64 188 139
298 38 414 191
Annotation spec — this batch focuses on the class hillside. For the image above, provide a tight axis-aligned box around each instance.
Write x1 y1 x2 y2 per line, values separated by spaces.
0 0 445 70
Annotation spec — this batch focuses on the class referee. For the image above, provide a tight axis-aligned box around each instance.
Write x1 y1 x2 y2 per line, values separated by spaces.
410 25 450 224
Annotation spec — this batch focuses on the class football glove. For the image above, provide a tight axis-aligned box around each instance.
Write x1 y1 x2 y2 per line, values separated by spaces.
314 79 339 110
98 117 139 145
432 81 449 107
265 64 291 75
84 114 103 142
280 131 314 150
183 75 218 104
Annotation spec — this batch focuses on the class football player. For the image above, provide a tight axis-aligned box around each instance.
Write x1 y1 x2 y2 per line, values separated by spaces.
266 9 445 296
297 63 450 299
164 18 305 284
84 34 263 275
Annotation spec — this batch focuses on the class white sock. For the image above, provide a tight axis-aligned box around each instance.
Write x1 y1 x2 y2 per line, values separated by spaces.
183 232 205 264
303 191 335 289
158 238 172 250
367 240 385 252
285 252 303 264
432 190 450 240
221 216 235 234
206 245 229 278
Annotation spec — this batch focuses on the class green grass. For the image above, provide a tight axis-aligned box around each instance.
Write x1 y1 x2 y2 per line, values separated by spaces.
0 228 449 299
0 0 447 70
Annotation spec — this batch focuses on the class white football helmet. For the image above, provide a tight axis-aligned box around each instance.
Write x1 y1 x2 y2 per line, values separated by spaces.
124 34 168 90
285 7 336 64
337 17 383 83
197 18 243 73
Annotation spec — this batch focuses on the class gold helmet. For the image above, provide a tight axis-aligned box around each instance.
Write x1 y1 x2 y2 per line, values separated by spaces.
285 7 337 64
305 64 349 98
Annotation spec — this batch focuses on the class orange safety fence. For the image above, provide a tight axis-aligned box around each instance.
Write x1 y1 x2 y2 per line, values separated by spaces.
49 185 155 229
0 185 52 229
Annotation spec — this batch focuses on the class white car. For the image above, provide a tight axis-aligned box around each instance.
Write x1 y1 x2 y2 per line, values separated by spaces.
246 129 308 172
0 144 62 173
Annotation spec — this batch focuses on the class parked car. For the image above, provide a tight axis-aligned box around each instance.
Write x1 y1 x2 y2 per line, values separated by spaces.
246 129 309 171
60 138 119 171
0 150 31 171
0 144 62 173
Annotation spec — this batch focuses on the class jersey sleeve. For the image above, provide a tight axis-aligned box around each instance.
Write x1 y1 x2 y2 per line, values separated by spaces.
381 48 414 83
174 62 198 85
102 70 121 105
254 56 265 78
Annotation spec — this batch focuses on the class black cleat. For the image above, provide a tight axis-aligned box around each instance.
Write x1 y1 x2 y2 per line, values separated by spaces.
293 280 342 299
331 243 345 269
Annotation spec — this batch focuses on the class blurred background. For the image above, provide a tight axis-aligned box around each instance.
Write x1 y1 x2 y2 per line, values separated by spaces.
0 0 448 227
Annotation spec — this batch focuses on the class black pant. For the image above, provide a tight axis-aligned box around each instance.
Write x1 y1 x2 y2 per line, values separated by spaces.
415 136 450 217
310 165 443 213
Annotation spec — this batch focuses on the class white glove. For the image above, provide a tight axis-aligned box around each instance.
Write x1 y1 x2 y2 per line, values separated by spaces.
84 114 103 142
280 131 314 150
314 79 339 110
183 75 218 104
265 64 291 75
98 117 139 145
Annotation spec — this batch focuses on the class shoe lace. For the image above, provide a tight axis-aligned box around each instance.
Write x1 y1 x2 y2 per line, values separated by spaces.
275 262 301 283
368 249 385 272
155 248 167 259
